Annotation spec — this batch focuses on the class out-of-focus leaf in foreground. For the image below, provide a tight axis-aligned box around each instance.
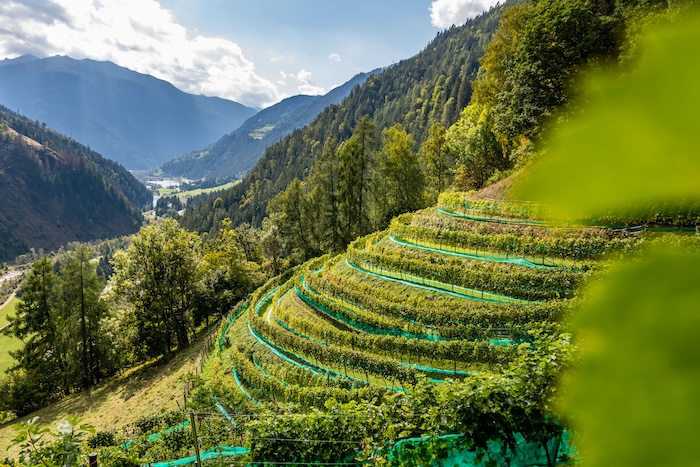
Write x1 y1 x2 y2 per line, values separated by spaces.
517 8 700 467
520 13 700 218
563 246 700 467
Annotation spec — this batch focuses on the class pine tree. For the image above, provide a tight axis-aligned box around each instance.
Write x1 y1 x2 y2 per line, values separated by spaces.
10 256 67 396
60 245 106 388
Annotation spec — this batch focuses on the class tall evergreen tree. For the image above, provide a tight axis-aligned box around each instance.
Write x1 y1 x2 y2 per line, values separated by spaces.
337 116 376 244
60 245 106 389
423 123 451 197
9 256 66 400
378 124 426 222
311 138 341 252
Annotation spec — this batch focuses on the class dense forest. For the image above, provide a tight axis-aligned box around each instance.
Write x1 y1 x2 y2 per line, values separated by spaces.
0 107 149 262
180 3 507 233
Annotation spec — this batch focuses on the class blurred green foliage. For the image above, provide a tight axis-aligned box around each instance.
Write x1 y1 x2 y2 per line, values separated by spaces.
521 10 700 217
520 8 700 467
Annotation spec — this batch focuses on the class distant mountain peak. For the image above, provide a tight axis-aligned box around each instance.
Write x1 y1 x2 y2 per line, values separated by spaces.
0 54 40 66
0 55 257 170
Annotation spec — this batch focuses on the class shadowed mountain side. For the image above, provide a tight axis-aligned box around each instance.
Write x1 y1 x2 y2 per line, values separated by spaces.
0 107 146 262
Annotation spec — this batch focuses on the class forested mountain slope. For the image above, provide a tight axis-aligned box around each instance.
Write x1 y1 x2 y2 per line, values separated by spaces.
0 55 257 170
0 107 147 261
180 4 507 232
160 71 375 181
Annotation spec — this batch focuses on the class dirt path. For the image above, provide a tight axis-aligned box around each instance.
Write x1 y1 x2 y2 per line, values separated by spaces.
0 291 16 311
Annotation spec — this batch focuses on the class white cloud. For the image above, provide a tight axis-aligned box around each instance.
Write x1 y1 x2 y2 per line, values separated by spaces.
0 0 282 107
269 51 294 63
292 69 324 96
296 70 313 83
430 0 500 28
328 53 341 62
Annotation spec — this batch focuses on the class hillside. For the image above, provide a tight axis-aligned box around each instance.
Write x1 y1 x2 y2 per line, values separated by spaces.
0 55 257 170
0 189 637 464
160 71 375 181
0 107 147 262
0 330 212 459
180 4 507 232
173 192 641 465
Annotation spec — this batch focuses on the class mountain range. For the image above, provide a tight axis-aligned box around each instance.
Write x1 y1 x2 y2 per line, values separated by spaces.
0 55 256 170
180 6 505 232
159 70 376 181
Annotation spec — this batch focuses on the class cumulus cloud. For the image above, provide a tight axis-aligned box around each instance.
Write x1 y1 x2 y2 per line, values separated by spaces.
0 0 281 107
328 53 341 62
286 69 324 95
430 0 500 28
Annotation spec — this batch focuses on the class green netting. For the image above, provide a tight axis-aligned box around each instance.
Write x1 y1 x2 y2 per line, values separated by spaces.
248 321 405 392
387 430 574 466
277 293 473 377
296 279 443 341
389 234 560 269
214 401 239 427
274 316 331 347
308 268 440 331
439 206 698 232
252 352 290 387
218 301 249 352
142 445 249 467
303 270 516 347
438 207 546 225
247 320 324 376
123 421 190 449
345 258 531 304
255 287 280 315
233 366 260 406
401 362 472 376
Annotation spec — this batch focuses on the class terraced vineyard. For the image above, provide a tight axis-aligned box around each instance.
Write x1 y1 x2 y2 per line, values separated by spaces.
203 195 644 465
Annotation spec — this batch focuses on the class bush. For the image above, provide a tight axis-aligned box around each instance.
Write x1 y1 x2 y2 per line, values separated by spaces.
88 430 117 448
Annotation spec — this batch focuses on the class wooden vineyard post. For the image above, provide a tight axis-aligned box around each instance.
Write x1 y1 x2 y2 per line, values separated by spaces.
190 410 202 467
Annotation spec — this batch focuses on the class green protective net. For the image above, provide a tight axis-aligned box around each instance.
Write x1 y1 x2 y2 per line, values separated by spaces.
218 301 249 352
123 421 190 449
255 287 281 315
389 234 559 269
247 320 323 376
142 446 249 467
232 366 260 406
305 270 517 347
345 258 530 305
215 401 240 427
387 430 573 466
438 207 547 226
248 320 405 392
296 278 443 341
438 206 698 232
252 352 290 387
278 289 473 377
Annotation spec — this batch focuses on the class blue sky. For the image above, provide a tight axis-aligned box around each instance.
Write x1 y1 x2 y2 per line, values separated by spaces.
0 0 500 108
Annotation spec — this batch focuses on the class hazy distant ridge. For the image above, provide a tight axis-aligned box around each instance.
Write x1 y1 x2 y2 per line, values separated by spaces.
160 70 376 181
0 55 257 170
